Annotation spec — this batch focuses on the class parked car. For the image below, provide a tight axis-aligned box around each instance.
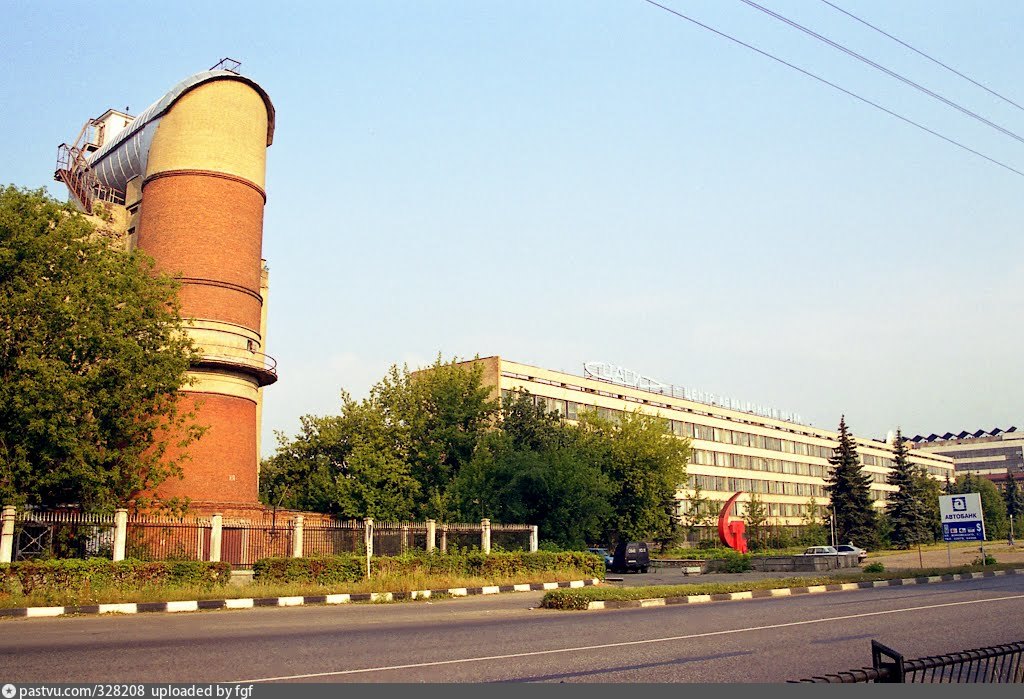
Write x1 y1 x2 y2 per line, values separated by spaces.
610 541 650 574
836 543 868 563
587 547 614 568
801 545 840 556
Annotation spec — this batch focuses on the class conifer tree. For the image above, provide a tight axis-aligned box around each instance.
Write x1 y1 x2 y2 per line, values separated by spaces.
1005 471 1023 521
825 416 878 548
885 429 931 548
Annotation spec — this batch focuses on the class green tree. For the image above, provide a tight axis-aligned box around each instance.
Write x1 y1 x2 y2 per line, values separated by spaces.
399 357 498 518
799 497 829 545
917 472 944 541
262 356 497 520
1005 471 1023 542
825 416 878 549
1004 471 1023 518
575 409 690 543
743 493 770 549
682 481 710 534
449 390 614 548
261 396 422 520
885 430 932 549
0 185 200 511
952 473 1008 539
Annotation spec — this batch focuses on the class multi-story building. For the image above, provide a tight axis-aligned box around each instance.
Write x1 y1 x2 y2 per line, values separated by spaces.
53 60 276 512
909 427 1024 491
465 356 954 527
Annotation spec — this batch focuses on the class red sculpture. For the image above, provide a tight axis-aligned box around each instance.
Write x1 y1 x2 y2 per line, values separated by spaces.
717 492 748 553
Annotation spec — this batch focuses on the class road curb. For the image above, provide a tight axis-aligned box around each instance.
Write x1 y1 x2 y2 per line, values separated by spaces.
583 568 1022 610
0 578 602 619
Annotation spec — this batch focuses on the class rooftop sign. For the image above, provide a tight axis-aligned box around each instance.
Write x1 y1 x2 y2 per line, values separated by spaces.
582 361 805 425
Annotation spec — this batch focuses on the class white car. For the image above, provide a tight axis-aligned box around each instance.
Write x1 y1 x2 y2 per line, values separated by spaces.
801 546 840 556
836 544 868 563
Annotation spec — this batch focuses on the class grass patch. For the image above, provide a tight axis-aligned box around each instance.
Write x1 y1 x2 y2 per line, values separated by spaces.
0 567 596 610
541 563 1023 609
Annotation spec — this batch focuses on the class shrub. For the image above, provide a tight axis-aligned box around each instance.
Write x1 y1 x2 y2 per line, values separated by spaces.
972 554 997 566
714 552 752 573
0 558 230 596
863 562 885 573
252 550 604 584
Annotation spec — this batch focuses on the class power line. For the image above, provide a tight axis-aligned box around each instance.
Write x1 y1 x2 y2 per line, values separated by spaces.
638 0 1024 179
737 0 1024 147
819 0 1024 113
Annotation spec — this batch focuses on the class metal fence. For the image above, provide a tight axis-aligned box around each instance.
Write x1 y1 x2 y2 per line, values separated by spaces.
1 507 537 568
790 640 1024 683
126 515 210 561
13 510 115 560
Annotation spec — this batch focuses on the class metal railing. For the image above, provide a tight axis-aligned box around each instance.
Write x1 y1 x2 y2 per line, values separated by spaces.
790 640 1024 683
126 515 210 561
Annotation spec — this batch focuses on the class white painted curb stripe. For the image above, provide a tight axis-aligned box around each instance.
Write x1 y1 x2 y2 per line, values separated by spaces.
481 586 500 595
98 603 137 614
166 600 198 612
448 588 468 597
325 594 350 604
569 580 584 588
26 606 65 617
840 583 860 591
806 586 828 594
513 584 532 592
730 591 753 600
769 588 791 597
277 596 304 606
687 594 712 603
225 598 254 609
640 598 665 607
901 579 918 585
369 592 393 602
588 601 606 610
542 582 559 590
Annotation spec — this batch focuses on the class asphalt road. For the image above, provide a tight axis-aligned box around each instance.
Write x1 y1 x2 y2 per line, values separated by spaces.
2 576 1023 683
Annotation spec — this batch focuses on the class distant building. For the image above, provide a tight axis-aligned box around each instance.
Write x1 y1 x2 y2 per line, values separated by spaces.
459 357 954 527
54 61 276 512
909 427 1024 491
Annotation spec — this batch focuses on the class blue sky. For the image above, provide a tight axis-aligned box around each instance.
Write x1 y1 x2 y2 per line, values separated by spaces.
4 1 1023 449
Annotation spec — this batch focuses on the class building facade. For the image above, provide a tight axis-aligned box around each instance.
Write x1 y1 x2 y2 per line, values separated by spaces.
466 357 954 527
54 63 276 510
909 427 1024 491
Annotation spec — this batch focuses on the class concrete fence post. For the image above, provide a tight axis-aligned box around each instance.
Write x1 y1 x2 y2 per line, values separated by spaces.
292 515 304 558
0 505 16 564
210 513 223 563
112 508 128 562
481 518 491 555
426 519 436 553
440 524 448 553
530 525 539 553
401 524 409 553
363 518 373 579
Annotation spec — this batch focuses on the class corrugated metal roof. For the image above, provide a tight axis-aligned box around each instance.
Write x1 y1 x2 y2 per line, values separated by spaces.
87 70 275 193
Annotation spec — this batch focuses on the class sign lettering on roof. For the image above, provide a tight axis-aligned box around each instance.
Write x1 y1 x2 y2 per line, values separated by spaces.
582 361 804 424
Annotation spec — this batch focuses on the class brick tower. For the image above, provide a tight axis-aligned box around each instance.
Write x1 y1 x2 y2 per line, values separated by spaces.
55 62 277 510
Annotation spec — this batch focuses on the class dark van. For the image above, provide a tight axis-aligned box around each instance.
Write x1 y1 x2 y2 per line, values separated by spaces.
611 541 650 574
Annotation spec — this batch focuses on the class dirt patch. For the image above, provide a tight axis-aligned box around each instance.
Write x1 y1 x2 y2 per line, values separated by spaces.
872 542 1024 570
